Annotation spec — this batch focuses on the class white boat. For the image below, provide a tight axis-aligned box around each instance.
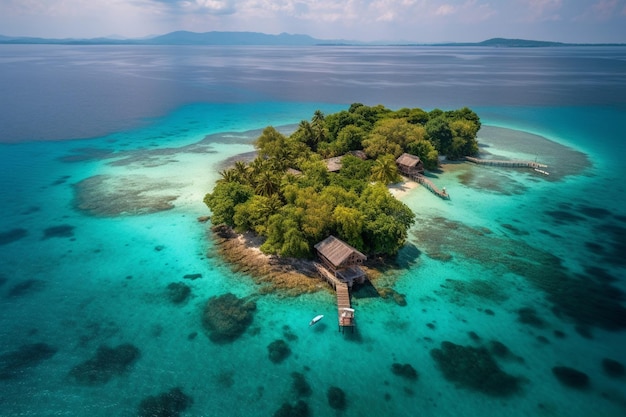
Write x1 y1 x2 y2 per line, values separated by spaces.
309 314 324 326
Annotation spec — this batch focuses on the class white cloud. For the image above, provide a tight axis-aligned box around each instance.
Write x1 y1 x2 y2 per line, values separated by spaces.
0 0 622 42
521 0 563 21
435 4 457 16
590 0 619 19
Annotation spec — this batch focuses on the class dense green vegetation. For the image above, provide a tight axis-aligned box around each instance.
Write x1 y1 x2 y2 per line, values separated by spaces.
204 104 480 258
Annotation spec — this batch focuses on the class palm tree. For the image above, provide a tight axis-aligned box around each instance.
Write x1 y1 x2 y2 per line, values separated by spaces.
233 160 251 184
218 168 237 183
297 120 317 151
370 155 400 185
311 110 327 145
255 170 280 197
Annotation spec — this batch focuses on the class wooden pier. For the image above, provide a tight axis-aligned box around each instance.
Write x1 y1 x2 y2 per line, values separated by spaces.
407 173 450 200
465 156 549 174
315 263 356 333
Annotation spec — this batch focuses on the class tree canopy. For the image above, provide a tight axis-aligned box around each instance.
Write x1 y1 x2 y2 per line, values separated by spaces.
205 104 481 258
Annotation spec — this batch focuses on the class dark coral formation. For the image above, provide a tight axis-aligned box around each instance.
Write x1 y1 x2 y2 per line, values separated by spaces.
602 358 625 378
6 279 46 298
68 343 140 385
283 325 298 342
489 341 511 358
291 372 312 397
215 370 235 388
183 273 202 280
413 215 626 331
0 228 28 246
0 343 57 379
516 307 546 328
391 363 419 380
73 174 181 216
267 339 291 364
51 175 71 186
431 341 522 397
468 331 481 341
436 278 508 305
488 340 524 362
378 287 407 306
273 400 310 417
327 386 347 410
42 224 75 239
202 293 256 343
137 387 192 417
552 366 590 389
166 282 191 304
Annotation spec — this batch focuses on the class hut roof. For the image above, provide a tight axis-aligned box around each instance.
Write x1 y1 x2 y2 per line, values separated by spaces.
286 168 302 176
396 153 422 168
349 150 367 160
314 236 366 267
324 156 343 172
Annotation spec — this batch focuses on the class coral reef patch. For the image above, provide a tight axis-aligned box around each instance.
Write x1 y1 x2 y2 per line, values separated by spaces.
201 293 256 343
602 358 625 378
327 386 347 410
291 372 312 397
516 307 546 328
430 341 522 397
436 278 508 305
273 400 310 417
0 343 57 379
391 363 419 380
68 343 140 385
73 174 182 216
552 366 590 389
0 228 27 246
378 287 407 306
183 273 202 280
413 216 626 331
166 282 191 304
137 387 193 417
267 339 291 364
42 224 75 239
6 279 45 298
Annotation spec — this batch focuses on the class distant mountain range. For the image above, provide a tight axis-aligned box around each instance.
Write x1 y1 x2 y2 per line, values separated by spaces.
0 31 623 47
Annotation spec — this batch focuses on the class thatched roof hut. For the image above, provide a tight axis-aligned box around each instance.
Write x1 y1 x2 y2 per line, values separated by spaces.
323 156 343 172
396 153 425 176
314 236 367 284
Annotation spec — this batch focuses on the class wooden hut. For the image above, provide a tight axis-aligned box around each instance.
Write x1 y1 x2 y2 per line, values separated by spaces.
396 153 425 176
314 236 367 286
323 156 343 172
323 151 368 173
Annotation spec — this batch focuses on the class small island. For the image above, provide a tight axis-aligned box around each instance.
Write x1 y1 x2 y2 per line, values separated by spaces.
203 103 481 328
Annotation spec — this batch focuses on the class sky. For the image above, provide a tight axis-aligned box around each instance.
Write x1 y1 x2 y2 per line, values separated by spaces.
1 0 625 43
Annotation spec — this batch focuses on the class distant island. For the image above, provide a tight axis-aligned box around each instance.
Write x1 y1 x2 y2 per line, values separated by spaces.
1 31 624 47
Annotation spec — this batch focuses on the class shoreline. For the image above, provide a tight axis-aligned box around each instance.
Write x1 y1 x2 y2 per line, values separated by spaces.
207 224 407 302
199 122 588 294
387 178 420 199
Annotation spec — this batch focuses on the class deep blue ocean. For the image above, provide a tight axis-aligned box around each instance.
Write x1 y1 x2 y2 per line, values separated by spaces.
1 45 626 417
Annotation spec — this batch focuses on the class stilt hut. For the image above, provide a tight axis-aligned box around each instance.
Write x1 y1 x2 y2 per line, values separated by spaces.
314 236 367 286
396 153 425 176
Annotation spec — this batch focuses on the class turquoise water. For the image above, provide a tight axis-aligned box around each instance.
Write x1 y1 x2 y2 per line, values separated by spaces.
1 45 626 416
1 103 625 417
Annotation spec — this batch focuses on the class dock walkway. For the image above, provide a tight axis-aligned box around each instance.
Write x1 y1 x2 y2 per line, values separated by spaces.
465 156 549 174
406 173 450 200
314 263 356 332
